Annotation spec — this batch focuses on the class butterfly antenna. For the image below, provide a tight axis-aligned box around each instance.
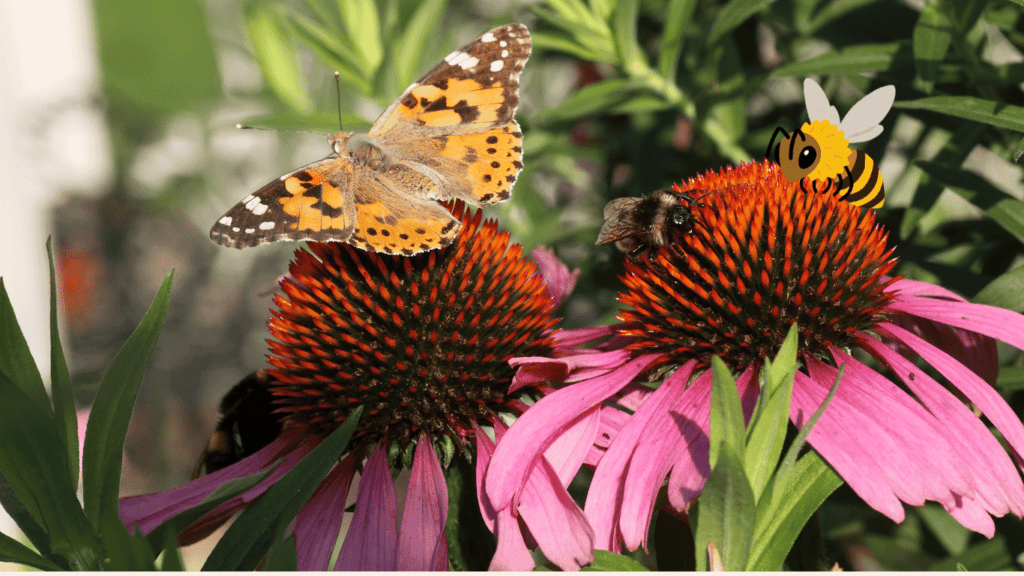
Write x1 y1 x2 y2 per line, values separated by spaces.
335 71 343 132
235 124 330 138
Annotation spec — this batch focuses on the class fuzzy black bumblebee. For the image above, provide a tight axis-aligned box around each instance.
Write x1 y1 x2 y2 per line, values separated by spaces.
596 189 712 260
192 370 283 479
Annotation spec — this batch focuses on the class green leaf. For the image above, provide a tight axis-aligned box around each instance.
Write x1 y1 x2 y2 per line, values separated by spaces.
82 272 173 527
771 42 908 77
708 357 745 470
392 0 449 89
0 530 63 571
916 160 1024 244
264 534 299 570
912 2 953 93
0 280 50 414
709 0 772 45
996 365 1024 391
537 78 633 122
202 408 361 570
928 537 1013 571
613 0 646 75
0 468 57 566
916 504 970 555
246 5 314 113
338 0 383 75
100 513 156 570
92 0 221 114
582 549 649 571
746 451 842 570
744 324 799 501
157 525 185 571
658 0 697 81
0 371 100 570
287 13 371 95
46 238 78 489
973 266 1024 312
1012 134 1024 163
531 30 609 62
444 457 495 571
896 96 1024 132
692 446 754 571
805 0 888 32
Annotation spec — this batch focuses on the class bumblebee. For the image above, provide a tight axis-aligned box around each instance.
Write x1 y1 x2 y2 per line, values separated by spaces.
192 370 282 479
596 188 713 260
766 79 895 209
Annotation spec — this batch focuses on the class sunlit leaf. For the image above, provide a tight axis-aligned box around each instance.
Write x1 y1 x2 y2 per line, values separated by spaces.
897 96 1024 132
46 237 78 489
772 42 909 77
692 446 754 571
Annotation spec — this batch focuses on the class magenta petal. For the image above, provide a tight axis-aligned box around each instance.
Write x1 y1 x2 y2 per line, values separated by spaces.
516 454 596 571
530 247 579 306
859 335 1024 520
584 362 696 551
791 368 905 521
488 354 660 512
119 428 307 536
551 326 617 349
489 508 536 571
945 495 997 538
545 407 600 486
888 295 1024 358
891 313 999 386
876 322 1024 471
335 446 399 570
619 365 706 551
890 277 970 301
294 453 357 570
397 436 449 571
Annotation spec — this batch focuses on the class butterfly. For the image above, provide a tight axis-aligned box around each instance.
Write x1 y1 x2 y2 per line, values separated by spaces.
210 24 531 255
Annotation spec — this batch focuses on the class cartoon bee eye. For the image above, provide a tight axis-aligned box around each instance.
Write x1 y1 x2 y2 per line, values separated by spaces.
797 146 817 169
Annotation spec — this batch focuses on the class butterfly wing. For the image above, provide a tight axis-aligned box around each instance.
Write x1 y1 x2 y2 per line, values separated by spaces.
210 158 357 249
366 24 531 207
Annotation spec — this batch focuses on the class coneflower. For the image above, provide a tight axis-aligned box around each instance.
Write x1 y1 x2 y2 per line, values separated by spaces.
486 161 1024 557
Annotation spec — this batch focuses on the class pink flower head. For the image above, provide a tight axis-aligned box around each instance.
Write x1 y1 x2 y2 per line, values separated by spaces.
119 202 590 570
485 162 1024 557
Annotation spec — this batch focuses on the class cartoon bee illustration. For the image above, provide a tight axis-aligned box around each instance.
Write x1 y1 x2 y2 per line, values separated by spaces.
596 188 713 260
766 79 895 209
192 370 282 479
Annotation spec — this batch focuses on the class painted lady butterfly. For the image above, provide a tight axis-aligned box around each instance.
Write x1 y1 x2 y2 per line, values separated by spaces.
210 24 531 255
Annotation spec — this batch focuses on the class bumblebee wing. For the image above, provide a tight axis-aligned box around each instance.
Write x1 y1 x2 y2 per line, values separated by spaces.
597 198 642 246
840 85 896 143
804 78 840 125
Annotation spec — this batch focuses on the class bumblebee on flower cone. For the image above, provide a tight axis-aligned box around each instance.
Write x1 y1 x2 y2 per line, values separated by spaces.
596 188 715 261
766 79 894 209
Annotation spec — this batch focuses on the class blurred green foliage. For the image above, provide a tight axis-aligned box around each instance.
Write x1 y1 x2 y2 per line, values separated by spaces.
73 0 1024 569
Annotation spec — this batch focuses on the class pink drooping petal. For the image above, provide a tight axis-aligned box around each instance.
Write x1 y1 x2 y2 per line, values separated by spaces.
398 435 449 571
586 407 631 467
509 349 632 391
490 508 536 571
791 368 905 521
119 428 308 538
515 454 596 571
887 295 1024 357
488 354 660 512
294 453 357 570
876 321 1024 468
478 421 535 570
612 381 656 411
804 356 975 509
889 277 970 301
545 406 601 487
663 369 713 512
618 364 705 551
859 334 1024 521
531 247 579 307
550 326 616 350
335 446 399 571
890 312 999 385
584 361 696 552
944 495 997 538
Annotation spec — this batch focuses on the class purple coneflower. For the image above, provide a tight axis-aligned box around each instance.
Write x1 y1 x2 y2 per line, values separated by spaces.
119 202 594 570
485 161 1024 557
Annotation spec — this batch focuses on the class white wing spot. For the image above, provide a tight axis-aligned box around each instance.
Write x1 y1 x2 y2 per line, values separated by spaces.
251 203 269 216
490 60 504 72
242 194 255 203
501 49 509 57
245 228 256 234
259 221 275 230
482 32 497 43
499 40 507 47
232 227 240 232
445 51 480 69
245 196 261 210
218 216 232 226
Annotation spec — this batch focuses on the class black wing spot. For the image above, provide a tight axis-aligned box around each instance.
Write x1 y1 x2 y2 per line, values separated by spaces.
486 135 498 144
483 175 492 182
367 228 378 236
490 161 501 168
401 94 418 109
486 148 496 154
294 171 314 182
381 229 391 237
415 228 426 235
452 99 481 123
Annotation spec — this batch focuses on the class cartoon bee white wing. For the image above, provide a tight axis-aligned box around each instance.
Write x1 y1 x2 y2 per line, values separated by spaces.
838 85 896 143
804 79 840 125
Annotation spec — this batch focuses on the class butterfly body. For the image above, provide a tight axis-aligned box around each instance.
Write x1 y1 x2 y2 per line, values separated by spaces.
211 24 531 255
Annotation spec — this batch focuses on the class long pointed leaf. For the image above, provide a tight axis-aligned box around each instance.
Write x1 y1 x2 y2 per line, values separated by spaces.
0 280 50 413
46 237 78 489
709 357 745 470
0 530 63 571
692 446 754 571
82 272 173 526
744 325 798 501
